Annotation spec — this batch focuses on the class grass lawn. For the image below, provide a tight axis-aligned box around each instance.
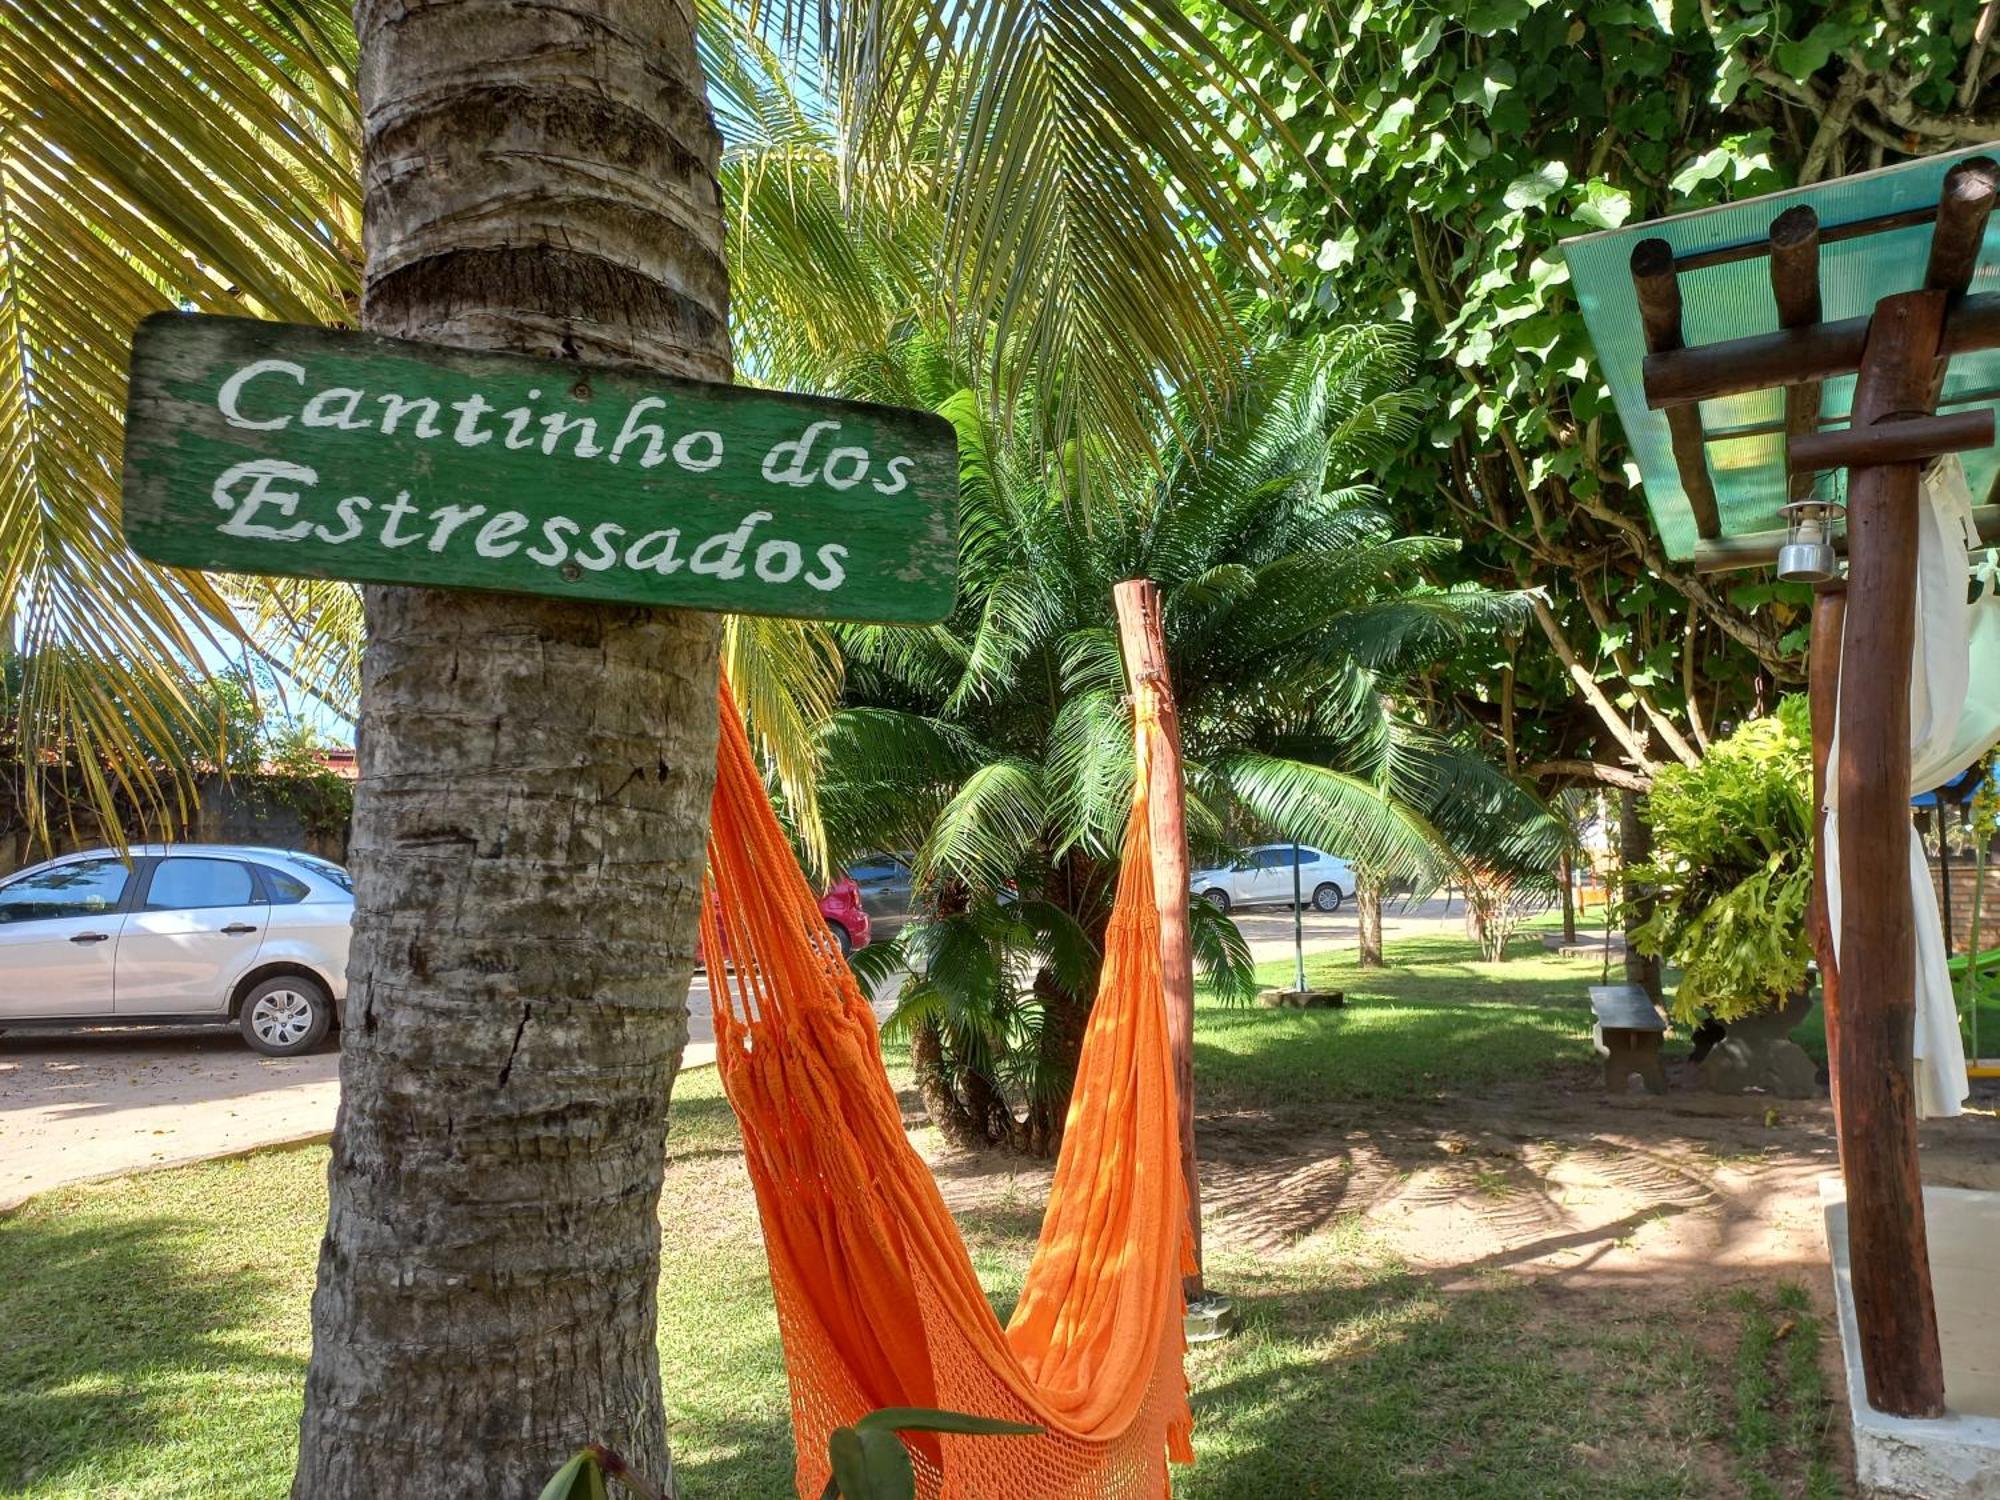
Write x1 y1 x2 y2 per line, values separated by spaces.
0 927 1842 1498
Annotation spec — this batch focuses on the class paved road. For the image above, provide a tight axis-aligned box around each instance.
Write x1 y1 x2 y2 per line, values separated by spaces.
0 900 1471 1208
0 971 719 1209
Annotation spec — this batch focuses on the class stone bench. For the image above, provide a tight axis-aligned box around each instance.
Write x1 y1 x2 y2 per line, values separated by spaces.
1590 983 1668 1095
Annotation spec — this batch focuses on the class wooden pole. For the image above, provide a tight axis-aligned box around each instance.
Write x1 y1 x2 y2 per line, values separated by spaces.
1113 577 1205 1303
1630 237 1723 538
1770 204 1824 503
1834 289 1948 1420
1809 580 1846 1150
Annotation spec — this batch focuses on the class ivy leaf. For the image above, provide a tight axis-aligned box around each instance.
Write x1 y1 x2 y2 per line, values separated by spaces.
1399 16 1443 69
1453 59 1516 112
1372 96 1418 142
1502 160 1570 211
1463 0 1530 38
1571 181 1633 229
1316 231 1358 270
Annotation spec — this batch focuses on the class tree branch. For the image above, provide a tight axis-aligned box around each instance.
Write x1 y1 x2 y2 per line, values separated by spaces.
1524 758 1655 793
1527 594 1658 773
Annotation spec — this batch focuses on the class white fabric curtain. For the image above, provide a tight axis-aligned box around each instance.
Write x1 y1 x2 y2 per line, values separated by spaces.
1824 456 2000 1120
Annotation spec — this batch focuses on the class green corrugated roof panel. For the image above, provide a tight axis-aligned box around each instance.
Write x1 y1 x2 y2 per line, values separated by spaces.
1563 146 2000 561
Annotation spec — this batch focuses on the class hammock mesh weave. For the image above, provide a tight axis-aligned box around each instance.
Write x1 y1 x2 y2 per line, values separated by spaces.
700 682 1195 1499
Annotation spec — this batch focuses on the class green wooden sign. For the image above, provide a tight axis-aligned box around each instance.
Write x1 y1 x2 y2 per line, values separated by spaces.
120 314 959 622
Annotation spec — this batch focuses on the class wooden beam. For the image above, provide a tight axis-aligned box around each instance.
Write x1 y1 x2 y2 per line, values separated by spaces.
1834 288 1948 1421
1642 291 2000 410
1925 156 1999 294
1690 504 2000 573
1631 238 1723 538
1789 409 1995 473
1112 577 1205 1304
1631 237 1685 351
1771 205 1824 503
1674 203 1940 273
1809 581 1846 1157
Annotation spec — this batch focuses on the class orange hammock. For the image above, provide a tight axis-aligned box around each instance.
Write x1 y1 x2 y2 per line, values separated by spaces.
700 682 1195 1499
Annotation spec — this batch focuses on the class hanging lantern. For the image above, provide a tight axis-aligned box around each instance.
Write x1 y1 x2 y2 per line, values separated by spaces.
1776 498 1844 582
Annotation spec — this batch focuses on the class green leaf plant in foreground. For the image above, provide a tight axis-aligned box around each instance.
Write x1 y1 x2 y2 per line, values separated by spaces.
1628 697 1815 1024
821 1408 1043 1500
539 1409 1040 1500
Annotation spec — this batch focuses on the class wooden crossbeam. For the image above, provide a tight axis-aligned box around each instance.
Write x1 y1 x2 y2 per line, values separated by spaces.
1789 409 1995 473
1642 293 2000 409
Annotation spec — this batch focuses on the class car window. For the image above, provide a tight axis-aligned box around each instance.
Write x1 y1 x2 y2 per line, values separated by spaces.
146 858 259 911
258 866 313 904
1255 848 1290 869
1298 847 1324 863
850 857 908 881
294 855 354 894
0 859 130 923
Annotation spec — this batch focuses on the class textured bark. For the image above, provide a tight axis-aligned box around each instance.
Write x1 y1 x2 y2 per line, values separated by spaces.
911 1016 987 1150
294 2 730 1495
1356 873 1385 969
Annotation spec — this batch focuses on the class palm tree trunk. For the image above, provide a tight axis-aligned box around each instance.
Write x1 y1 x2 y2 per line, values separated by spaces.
294 3 730 1494
1356 872 1385 969
1558 846 1577 945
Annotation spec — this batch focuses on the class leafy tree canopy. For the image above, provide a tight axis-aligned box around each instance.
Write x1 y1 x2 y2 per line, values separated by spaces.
1201 0 1999 787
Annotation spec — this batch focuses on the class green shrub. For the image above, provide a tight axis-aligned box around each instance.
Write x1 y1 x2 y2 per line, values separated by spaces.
1630 698 1814 1024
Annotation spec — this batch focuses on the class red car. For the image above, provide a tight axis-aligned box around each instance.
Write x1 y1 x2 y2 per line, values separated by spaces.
818 875 870 956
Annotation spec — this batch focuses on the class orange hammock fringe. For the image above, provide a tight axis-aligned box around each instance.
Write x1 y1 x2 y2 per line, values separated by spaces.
700 681 1196 1499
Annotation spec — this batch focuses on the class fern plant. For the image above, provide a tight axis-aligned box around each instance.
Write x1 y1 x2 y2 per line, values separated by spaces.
1629 697 1815 1024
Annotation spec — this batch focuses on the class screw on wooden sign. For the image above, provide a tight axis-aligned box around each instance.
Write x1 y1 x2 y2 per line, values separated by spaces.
119 314 960 623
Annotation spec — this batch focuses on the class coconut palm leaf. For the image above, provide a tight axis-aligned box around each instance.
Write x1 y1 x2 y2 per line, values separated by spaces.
0 0 360 840
1203 749 1454 889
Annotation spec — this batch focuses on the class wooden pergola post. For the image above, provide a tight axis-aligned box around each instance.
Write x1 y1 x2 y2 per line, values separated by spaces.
1112 577 1207 1308
1624 158 2000 1421
1831 291 1950 1418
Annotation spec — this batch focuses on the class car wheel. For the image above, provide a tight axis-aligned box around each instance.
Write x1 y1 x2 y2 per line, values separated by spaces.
239 975 333 1057
831 921 854 957
1312 882 1344 914
1201 888 1231 913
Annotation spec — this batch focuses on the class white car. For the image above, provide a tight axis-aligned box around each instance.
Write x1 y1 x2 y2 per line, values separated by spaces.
1191 844 1354 914
0 845 352 1056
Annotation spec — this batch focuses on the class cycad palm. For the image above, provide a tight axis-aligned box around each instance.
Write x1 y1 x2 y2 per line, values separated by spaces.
828 326 1553 1151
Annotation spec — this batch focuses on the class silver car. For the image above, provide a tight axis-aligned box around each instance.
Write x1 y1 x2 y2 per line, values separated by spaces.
0 844 351 1056
1190 843 1355 914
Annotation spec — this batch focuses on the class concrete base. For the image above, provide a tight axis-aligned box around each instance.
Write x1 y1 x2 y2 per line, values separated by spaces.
1258 988 1345 1009
1821 1180 2000 1497
1184 1294 1240 1344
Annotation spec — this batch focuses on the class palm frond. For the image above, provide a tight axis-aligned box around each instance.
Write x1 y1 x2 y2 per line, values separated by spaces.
916 757 1047 892
1204 749 1455 889
0 0 359 843
1189 895 1257 1006
723 615 845 877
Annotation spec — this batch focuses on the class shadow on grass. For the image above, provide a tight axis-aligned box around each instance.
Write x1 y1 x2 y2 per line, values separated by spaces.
1178 1258 1808 1500
0 1210 300 1493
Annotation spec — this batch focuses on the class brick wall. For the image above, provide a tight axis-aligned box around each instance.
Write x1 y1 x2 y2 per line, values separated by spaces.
1931 858 2000 955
